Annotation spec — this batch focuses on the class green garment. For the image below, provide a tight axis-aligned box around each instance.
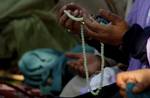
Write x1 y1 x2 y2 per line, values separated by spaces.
55 0 128 18
0 0 78 59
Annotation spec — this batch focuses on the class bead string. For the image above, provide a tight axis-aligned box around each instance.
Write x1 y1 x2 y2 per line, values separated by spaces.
64 10 105 96
80 23 90 91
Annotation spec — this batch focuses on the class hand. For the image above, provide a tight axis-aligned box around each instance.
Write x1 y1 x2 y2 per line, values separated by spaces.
116 69 150 97
66 53 101 77
83 9 129 45
58 3 90 34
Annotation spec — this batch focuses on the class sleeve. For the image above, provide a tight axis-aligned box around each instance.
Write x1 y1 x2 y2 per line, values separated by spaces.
121 24 150 63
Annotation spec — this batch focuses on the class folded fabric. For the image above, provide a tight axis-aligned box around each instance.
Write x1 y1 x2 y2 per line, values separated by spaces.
90 67 121 91
19 49 65 95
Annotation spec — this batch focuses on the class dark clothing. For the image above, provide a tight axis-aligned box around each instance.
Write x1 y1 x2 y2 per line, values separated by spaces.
122 24 150 66
48 83 120 98
75 83 119 98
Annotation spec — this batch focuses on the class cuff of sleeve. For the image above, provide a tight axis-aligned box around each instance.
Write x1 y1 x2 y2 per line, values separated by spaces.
121 24 144 55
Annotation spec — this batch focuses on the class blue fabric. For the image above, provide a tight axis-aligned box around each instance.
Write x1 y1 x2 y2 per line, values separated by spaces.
70 44 95 53
126 83 150 98
19 49 66 95
128 58 148 71
19 44 95 95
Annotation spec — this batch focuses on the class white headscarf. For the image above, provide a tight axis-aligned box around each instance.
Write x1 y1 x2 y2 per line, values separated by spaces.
146 38 150 64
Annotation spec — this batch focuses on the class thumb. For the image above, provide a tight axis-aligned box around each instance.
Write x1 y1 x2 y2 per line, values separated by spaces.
133 83 147 93
83 13 106 32
99 9 122 24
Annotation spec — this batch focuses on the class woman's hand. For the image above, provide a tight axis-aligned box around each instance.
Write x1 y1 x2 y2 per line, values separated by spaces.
116 69 150 97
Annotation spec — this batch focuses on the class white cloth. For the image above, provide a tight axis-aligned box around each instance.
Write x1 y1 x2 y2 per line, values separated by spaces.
90 66 120 90
60 66 121 97
146 38 150 64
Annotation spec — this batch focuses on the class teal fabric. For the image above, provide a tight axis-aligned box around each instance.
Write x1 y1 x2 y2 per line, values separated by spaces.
70 44 95 53
18 44 95 95
19 49 66 95
126 83 150 98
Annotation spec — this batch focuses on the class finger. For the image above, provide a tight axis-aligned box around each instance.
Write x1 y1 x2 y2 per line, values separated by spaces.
78 56 83 62
72 62 83 75
73 9 80 16
79 10 84 17
133 83 147 93
99 9 122 24
75 58 85 77
84 15 107 32
67 61 78 71
85 26 105 42
59 3 83 19
60 2 81 16
71 10 85 33
59 12 69 26
85 26 112 43
65 19 73 30
76 60 83 66
67 61 74 68
65 53 82 59
65 10 74 29
116 72 129 90
65 9 80 29
74 62 79 70
59 3 76 17
84 26 102 40
79 66 84 72
127 79 136 84
79 66 84 77
72 20 80 33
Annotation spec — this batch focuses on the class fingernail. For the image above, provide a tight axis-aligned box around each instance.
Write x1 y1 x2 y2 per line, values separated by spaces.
79 10 82 14
74 10 79 15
